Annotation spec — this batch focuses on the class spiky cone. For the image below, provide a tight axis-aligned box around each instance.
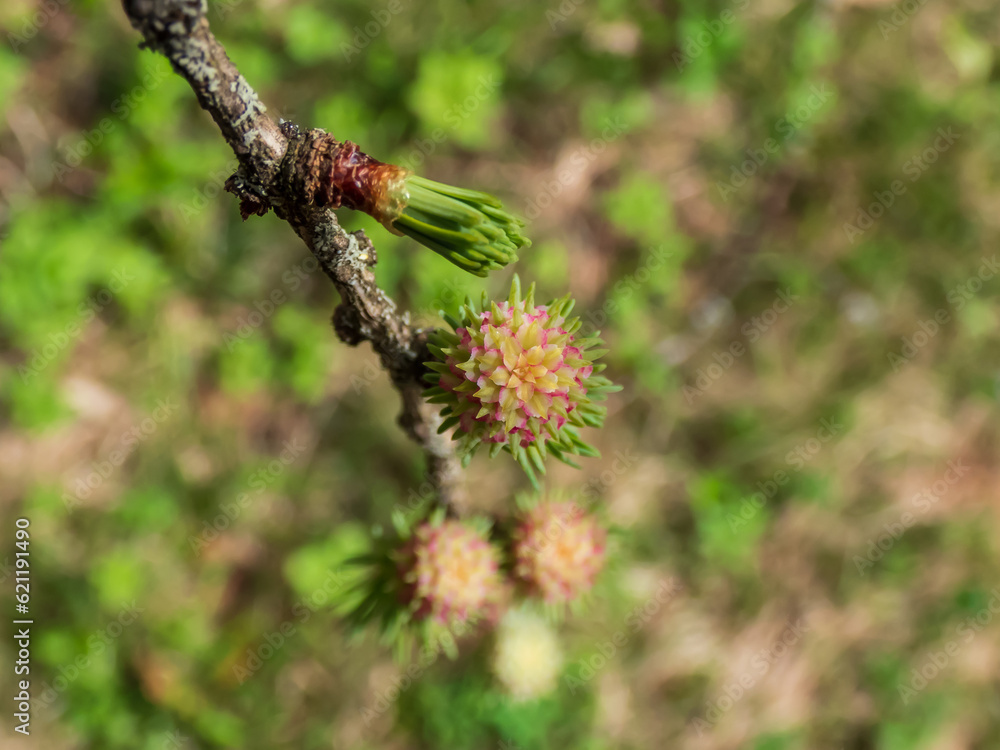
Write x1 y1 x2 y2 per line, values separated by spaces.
396 518 504 629
337 511 500 661
424 276 620 485
492 607 563 702
512 501 606 604
284 128 528 276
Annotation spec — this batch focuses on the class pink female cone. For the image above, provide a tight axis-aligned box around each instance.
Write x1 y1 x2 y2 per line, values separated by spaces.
425 276 619 484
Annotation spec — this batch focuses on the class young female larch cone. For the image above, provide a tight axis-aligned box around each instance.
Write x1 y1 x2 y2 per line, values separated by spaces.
512 501 606 604
336 512 504 660
284 128 528 276
423 276 620 485
397 519 504 627
492 607 564 701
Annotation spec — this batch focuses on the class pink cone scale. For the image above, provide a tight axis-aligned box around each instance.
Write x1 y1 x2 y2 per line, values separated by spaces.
513 502 606 603
424 276 618 484
398 520 503 625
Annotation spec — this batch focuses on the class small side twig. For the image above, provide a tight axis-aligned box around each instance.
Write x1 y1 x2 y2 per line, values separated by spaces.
121 0 463 509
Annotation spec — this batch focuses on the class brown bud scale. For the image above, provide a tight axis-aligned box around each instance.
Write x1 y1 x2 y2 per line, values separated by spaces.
285 129 409 231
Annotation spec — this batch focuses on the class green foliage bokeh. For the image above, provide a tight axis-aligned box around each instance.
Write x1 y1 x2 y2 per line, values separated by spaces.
3 0 1000 748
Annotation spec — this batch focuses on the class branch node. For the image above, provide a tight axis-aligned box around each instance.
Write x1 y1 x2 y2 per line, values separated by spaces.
225 171 271 219
332 304 364 347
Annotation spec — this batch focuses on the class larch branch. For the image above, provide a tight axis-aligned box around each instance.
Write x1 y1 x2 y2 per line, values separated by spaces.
120 0 463 509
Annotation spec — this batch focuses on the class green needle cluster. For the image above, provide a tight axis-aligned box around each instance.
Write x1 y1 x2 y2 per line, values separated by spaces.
392 175 530 277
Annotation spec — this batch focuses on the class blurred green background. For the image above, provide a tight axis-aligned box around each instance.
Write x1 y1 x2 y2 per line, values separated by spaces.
3 0 1000 747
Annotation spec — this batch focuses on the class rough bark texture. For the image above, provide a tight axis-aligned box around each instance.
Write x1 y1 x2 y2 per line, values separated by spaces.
121 0 463 509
